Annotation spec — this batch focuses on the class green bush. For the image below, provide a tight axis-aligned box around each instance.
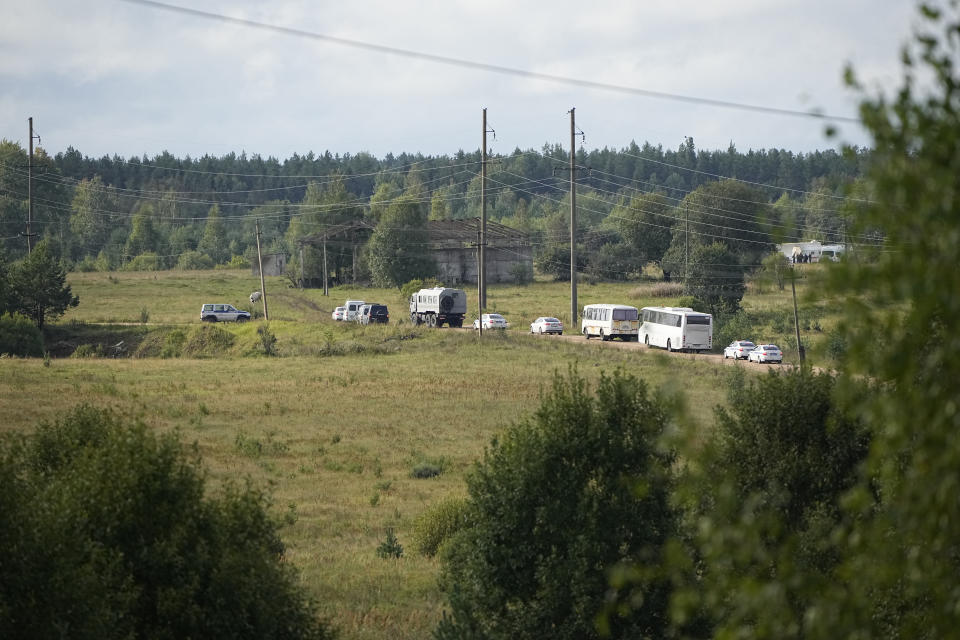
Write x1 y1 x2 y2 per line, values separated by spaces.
0 312 43 357
0 404 334 640
71 343 104 358
412 496 471 557
176 250 215 270
436 369 677 640
257 324 278 356
122 252 163 271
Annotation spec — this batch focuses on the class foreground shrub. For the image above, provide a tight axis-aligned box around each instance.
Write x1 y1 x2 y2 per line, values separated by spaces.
436 369 677 640
412 497 471 557
0 405 334 639
0 312 43 357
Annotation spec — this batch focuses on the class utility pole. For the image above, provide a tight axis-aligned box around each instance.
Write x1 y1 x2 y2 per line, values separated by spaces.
569 108 578 328
480 108 495 312
27 117 36 254
475 228 483 337
322 239 329 296
684 202 689 282
791 267 804 363
255 220 269 320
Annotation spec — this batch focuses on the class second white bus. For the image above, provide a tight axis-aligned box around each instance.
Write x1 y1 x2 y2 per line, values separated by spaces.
640 306 713 352
581 304 640 341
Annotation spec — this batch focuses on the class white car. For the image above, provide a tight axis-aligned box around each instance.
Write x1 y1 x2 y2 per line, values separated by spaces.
473 313 509 330
530 317 563 335
748 344 783 364
332 306 346 321
200 303 250 322
723 340 756 360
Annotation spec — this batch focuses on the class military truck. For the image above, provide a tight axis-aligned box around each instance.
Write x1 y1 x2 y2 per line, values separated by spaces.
409 287 467 327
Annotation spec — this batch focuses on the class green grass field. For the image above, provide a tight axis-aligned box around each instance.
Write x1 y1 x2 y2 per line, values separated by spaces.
0 268 840 639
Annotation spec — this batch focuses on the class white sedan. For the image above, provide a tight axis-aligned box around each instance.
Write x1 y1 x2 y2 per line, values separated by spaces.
723 340 756 360
748 344 783 364
530 317 563 335
332 306 346 321
473 313 509 330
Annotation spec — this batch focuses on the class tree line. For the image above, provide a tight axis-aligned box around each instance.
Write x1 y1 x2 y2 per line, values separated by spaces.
0 131 869 292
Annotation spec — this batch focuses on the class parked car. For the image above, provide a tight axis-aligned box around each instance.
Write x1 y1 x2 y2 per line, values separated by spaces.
332 306 346 321
360 304 389 325
344 300 366 322
748 344 783 364
355 304 371 323
530 317 563 335
200 303 250 322
723 340 756 360
473 313 509 330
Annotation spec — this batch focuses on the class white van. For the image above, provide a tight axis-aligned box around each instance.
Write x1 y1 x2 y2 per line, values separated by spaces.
344 300 366 322
581 304 640 341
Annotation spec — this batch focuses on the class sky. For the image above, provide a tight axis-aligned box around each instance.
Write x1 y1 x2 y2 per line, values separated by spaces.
0 0 919 162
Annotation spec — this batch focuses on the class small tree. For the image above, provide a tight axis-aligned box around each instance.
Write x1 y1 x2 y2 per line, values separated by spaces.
684 242 745 317
436 369 677 640
10 240 79 328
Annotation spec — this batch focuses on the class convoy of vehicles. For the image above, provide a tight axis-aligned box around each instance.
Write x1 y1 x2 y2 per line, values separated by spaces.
202 289 784 363
409 287 467 327
581 304 640 341
640 306 712 352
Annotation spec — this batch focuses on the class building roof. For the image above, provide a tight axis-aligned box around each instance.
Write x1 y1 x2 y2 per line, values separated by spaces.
427 218 529 248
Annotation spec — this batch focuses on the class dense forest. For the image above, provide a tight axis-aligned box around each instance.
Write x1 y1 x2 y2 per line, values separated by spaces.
0 137 870 285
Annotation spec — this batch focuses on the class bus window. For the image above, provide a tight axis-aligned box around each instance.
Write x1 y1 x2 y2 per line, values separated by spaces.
685 315 710 325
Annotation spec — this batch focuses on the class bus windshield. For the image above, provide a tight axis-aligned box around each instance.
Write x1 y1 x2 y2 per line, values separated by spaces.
613 308 639 321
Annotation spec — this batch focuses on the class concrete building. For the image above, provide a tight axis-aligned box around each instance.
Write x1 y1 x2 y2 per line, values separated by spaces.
251 252 287 277
428 218 532 284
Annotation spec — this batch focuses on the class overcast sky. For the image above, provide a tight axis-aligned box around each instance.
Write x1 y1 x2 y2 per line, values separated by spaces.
0 0 918 161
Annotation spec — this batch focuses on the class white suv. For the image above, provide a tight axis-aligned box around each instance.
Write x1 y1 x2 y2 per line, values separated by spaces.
200 303 251 322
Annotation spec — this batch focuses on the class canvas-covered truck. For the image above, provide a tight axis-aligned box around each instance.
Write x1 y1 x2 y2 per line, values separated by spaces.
410 287 467 327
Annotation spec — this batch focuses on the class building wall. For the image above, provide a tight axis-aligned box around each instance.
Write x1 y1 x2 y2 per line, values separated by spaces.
252 253 287 277
434 245 532 284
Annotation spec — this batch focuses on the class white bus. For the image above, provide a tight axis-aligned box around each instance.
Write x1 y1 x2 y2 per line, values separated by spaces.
640 306 712 352
581 304 640 341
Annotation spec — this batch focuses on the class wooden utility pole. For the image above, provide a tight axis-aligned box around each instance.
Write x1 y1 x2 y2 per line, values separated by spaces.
322 239 329 296
27 117 34 254
791 267 804 363
569 108 578 328
476 228 483 337
255 219 269 320
480 108 488 312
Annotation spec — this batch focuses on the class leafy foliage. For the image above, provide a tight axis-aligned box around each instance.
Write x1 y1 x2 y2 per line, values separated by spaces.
9 240 79 328
669 369 870 638
0 404 334 640
810 3 960 636
684 242 746 317
436 369 677 640
412 497 471 557
0 312 44 356
367 194 435 289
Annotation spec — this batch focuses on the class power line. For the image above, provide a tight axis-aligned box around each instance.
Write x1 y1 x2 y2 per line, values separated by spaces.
120 0 860 124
